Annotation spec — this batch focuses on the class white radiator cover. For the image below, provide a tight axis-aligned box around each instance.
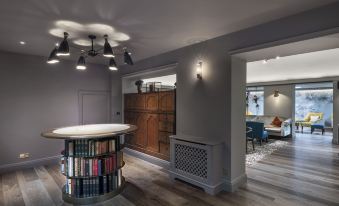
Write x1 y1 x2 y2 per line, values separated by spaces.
169 135 224 195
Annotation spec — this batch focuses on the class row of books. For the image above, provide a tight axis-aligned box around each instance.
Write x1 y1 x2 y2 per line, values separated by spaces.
65 171 123 197
61 152 123 177
64 137 123 157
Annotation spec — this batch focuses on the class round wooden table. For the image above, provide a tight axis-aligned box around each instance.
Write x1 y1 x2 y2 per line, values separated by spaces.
41 124 137 205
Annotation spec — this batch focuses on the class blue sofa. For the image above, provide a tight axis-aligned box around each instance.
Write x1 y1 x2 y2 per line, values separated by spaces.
246 121 268 145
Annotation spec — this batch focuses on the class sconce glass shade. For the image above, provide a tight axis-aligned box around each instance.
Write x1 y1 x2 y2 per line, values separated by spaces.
76 55 86 70
274 90 280 97
47 47 59 64
56 32 70 56
108 57 118 71
103 35 114 58
196 61 202 79
124 50 134 65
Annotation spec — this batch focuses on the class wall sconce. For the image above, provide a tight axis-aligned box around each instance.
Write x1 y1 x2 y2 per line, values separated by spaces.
196 61 203 80
274 90 280 97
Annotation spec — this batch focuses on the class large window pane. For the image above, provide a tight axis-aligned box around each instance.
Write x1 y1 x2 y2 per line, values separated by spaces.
295 83 333 127
246 87 264 116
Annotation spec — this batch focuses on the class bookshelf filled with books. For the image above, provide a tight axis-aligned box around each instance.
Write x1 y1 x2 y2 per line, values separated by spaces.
61 136 125 204
41 124 137 205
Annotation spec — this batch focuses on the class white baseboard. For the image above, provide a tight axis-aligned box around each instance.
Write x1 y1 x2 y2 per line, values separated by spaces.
223 173 247 192
0 155 61 174
123 148 170 170
169 171 224 195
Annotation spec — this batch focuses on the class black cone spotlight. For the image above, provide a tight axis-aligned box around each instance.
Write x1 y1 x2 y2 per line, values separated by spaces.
47 47 59 64
57 32 70 56
76 54 86 70
108 57 118 71
124 49 134 65
103 34 114 58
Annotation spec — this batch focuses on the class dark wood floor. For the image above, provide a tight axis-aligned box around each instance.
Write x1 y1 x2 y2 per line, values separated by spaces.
1 132 338 206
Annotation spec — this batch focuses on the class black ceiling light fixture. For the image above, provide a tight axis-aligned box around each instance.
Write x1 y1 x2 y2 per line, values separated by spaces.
108 57 118 71
56 32 70 56
47 47 59 64
124 48 134 65
47 32 134 71
76 52 86 70
103 35 114 58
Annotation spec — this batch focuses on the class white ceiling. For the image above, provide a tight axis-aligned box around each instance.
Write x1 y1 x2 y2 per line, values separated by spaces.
0 0 337 65
247 48 339 83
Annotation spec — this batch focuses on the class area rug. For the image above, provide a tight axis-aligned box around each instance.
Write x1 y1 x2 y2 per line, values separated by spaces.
246 139 289 166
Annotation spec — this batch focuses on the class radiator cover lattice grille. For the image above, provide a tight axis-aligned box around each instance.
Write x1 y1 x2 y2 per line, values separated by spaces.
174 144 208 179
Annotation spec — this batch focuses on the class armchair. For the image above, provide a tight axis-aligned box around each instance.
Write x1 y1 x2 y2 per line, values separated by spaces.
296 112 324 133
246 121 268 145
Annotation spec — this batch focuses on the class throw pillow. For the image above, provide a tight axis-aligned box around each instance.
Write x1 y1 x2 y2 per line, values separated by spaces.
271 116 282 127
310 115 320 122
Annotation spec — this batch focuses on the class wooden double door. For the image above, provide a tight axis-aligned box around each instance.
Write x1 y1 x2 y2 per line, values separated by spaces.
124 90 175 160
125 112 159 151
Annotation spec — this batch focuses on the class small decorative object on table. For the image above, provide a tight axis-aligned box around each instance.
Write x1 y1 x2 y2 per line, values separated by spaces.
135 80 144 94
146 82 161 93
41 124 137 205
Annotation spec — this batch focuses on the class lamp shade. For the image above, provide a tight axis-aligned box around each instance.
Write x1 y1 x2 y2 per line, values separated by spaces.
76 55 86 70
109 58 118 71
47 47 59 64
57 32 70 56
124 50 134 65
103 35 114 58
274 90 279 97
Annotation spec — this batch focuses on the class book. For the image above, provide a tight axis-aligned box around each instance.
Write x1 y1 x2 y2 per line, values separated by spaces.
68 157 73 177
68 141 74 156
85 159 89 176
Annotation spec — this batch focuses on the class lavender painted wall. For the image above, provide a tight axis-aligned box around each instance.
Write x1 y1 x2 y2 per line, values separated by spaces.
0 51 119 167
119 3 339 188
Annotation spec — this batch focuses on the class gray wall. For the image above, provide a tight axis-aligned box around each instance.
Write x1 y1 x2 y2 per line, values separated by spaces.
119 2 339 188
0 51 119 167
111 73 123 123
264 85 294 118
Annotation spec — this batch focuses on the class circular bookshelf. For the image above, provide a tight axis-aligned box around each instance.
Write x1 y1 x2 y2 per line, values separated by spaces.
62 177 126 205
62 161 126 179
41 124 137 205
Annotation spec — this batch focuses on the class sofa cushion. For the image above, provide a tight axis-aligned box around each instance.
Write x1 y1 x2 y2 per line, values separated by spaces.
265 127 281 133
272 116 282 127
310 115 320 122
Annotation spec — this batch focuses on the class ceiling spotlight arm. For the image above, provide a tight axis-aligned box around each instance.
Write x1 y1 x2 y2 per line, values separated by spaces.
69 44 83 51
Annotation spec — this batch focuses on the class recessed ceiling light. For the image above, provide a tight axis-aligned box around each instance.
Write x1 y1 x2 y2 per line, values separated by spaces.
275 56 280 60
19 41 26 45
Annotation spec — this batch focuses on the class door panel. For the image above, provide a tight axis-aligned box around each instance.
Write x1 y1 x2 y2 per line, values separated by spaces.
146 114 159 152
159 91 175 112
145 93 158 111
80 91 110 125
135 113 147 147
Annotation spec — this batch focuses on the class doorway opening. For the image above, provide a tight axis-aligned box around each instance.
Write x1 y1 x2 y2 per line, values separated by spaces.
121 64 177 165
233 32 339 168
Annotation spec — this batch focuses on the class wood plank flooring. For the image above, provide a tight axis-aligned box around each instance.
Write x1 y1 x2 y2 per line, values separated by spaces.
0 132 338 206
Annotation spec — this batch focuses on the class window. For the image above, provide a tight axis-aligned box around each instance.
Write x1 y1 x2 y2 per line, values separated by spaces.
246 87 264 116
295 83 333 127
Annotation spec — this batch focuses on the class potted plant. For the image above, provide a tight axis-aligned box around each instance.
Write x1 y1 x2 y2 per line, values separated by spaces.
135 80 144 94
